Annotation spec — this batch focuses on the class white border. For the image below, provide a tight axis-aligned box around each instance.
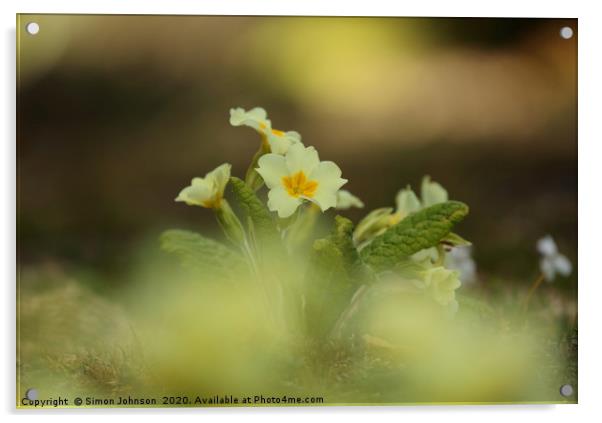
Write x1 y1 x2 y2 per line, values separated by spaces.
4 0 585 17
3 1 601 422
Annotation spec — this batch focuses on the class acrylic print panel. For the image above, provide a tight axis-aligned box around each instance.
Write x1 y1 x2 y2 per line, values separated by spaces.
16 15 577 408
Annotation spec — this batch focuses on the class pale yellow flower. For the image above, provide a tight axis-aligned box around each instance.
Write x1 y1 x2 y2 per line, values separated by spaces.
229 107 302 155
395 186 421 219
175 163 231 209
256 144 347 218
421 175 448 208
229 106 269 130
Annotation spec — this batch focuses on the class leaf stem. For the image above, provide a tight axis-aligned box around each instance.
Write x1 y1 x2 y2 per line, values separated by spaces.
522 272 545 311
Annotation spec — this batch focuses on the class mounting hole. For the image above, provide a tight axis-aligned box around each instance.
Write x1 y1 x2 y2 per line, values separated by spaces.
26 22 40 35
560 26 573 40
25 388 38 400
559 384 574 397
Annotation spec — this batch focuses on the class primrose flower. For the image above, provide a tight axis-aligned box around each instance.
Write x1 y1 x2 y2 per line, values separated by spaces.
419 266 462 313
336 190 365 210
229 106 269 130
175 163 231 209
537 235 572 282
256 143 347 218
229 107 302 155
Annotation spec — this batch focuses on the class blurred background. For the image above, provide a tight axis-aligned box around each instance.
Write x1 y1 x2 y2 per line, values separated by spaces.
17 15 577 290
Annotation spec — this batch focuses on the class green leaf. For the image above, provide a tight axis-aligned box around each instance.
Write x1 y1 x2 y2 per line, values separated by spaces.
160 229 245 275
228 176 279 245
360 201 469 270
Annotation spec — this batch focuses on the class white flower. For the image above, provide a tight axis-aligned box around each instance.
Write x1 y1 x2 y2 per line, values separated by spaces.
265 129 302 156
256 144 347 218
445 246 477 284
537 235 572 282
229 107 302 155
421 175 448 208
175 163 231 209
229 107 269 130
336 190 364 210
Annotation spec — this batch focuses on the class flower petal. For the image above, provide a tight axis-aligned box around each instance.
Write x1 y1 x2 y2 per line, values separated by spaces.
229 107 269 130
285 144 320 175
395 186 421 216
256 154 289 189
308 161 348 211
205 163 231 194
267 134 293 155
175 178 212 206
267 186 302 218
285 131 302 143
421 176 448 207
265 125 302 155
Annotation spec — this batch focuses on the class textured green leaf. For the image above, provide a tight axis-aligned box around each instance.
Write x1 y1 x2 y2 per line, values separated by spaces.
228 176 279 244
160 229 244 275
360 201 469 270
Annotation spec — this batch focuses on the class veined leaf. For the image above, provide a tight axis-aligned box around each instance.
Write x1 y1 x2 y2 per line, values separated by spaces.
361 201 469 270
228 176 279 245
160 229 245 275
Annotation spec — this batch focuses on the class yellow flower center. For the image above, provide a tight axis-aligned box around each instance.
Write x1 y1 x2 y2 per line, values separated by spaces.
201 195 222 209
258 122 285 137
282 171 318 198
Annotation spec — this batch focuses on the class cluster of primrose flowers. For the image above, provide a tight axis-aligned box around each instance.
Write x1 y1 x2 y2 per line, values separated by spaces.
173 107 473 331
169 108 574 342
177 107 353 218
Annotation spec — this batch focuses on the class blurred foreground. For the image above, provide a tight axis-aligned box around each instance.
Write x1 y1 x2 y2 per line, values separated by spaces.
18 235 577 406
